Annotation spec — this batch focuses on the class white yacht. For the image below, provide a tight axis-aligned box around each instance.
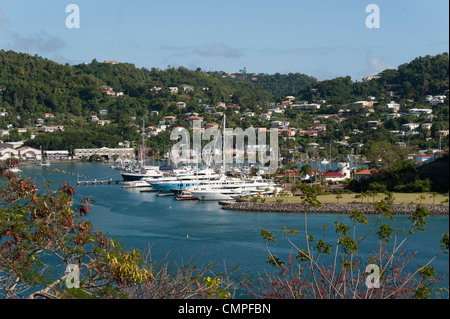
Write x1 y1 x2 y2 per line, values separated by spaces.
148 168 221 193
121 180 153 189
188 176 282 201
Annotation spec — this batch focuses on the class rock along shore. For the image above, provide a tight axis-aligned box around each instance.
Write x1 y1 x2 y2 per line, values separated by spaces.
221 202 449 215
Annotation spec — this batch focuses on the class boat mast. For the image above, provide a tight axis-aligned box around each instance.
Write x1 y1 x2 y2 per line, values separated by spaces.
222 113 226 175
141 119 145 166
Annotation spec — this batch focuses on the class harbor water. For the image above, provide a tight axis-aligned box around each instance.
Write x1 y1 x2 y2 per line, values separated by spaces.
19 162 449 295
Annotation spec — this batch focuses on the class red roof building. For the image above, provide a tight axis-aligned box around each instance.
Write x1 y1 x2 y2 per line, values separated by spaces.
322 172 346 182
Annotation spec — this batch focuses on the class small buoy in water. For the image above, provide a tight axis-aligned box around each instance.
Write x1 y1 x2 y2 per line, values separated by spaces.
186 234 189 239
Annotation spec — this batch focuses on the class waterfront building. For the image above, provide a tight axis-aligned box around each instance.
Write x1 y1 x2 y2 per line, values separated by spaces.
44 150 71 160
74 147 135 160
0 146 19 161
17 146 42 161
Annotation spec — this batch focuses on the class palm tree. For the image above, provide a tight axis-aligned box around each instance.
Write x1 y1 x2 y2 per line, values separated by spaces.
430 192 438 205
360 191 367 204
417 194 426 205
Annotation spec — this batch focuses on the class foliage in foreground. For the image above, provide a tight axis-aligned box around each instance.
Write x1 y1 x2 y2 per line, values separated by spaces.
249 200 449 299
0 159 235 299
0 158 448 299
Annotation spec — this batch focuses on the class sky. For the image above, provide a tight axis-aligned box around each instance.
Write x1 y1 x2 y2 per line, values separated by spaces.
0 0 448 81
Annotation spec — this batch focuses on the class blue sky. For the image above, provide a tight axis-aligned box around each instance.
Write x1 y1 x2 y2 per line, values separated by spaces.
0 0 448 80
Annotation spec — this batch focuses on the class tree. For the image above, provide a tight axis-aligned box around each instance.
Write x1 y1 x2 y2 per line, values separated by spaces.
301 163 313 177
366 141 413 169
251 203 449 299
430 192 439 205
0 159 235 299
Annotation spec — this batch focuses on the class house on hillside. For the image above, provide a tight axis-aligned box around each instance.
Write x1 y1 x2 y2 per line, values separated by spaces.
415 154 435 165
386 113 401 120
205 122 219 129
179 84 194 92
354 169 378 180
409 108 432 116
353 101 373 108
103 90 116 97
168 87 178 94
187 116 203 124
401 123 420 131
383 101 400 113
149 86 162 93
176 102 187 109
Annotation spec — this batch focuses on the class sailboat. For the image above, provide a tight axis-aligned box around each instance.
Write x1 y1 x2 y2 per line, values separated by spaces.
120 119 164 181
320 143 332 166
37 146 50 166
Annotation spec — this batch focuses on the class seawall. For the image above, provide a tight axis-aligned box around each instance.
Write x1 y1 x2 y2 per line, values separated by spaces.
221 202 449 215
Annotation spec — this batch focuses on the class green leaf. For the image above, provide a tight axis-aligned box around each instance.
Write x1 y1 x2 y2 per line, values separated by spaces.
418 265 436 280
316 239 333 255
266 255 285 266
296 249 310 262
376 223 397 243
349 209 368 225
260 228 277 243
441 233 449 252
409 205 430 232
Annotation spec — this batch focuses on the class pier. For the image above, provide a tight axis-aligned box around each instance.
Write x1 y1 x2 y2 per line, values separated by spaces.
76 179 122 185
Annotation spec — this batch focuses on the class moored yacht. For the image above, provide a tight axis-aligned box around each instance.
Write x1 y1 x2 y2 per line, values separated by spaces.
121 165 164 181
149 168 221 193
188 176 283 201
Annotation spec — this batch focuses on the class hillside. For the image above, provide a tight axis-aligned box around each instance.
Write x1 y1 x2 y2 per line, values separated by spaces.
0 50 276 124
0 50 448 157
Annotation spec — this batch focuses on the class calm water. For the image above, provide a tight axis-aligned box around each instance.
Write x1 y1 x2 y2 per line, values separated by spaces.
20 162 449 290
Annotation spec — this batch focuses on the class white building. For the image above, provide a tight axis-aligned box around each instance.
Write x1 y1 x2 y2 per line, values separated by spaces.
353 101 373 108
176 102 187 109
0 146 19 160
401 123 420 131
386 113 401 120
17 146 42 161
74 147 135 160
409 108 433 116
168 87 179 94
383 101 400 113
44 150 70 160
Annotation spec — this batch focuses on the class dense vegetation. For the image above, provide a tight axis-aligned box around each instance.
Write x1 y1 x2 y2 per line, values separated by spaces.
0 50 449 170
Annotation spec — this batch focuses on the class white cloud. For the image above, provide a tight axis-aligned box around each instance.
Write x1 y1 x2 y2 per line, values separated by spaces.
365 56 394 75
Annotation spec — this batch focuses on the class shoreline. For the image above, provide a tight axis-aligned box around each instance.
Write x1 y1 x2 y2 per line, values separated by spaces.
221 202 449 215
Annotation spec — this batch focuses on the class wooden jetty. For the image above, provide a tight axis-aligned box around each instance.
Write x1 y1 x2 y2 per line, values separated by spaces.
77 179 122 185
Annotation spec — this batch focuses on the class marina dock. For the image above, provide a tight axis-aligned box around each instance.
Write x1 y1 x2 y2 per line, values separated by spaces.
77 179 122 185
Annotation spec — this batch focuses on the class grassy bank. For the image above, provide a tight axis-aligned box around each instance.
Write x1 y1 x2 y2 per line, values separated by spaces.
250 192 449 206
